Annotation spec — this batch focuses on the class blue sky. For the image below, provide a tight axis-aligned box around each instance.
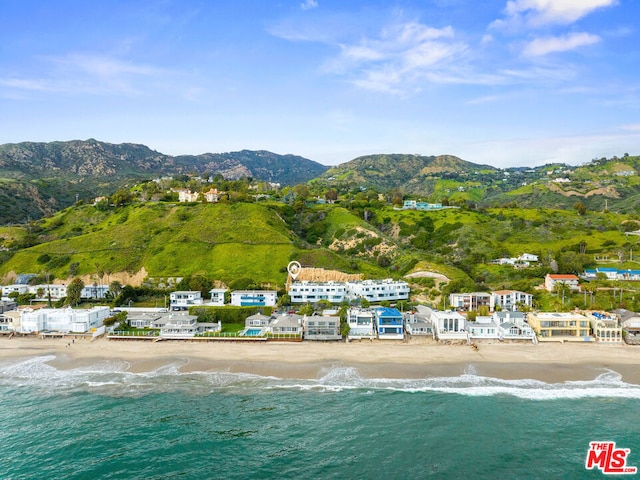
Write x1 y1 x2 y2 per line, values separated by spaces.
1 0 639 168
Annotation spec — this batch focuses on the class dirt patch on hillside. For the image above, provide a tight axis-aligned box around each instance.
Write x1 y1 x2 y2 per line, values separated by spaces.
2 268 149 288
296 267 362 283
74 268 149 287
405 270 450 282
547 183 620 198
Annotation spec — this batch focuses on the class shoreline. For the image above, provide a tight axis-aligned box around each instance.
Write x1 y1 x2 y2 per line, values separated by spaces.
2 336 640 384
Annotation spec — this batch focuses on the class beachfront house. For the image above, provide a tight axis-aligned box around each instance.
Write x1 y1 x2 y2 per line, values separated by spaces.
527 312 591 342
467 316 500 340
403 311 434 337
449 292 495 312
612 308 640 345
0 300 17 314
303 315 342 341
245 313 272 328
544 274 580 292
160 314 199 337
128 312 163 329
169 291 204 311
584 311 622 343
425 308 468 342
159 313 221 338
0 310 21 332
374 307 404 340
493 311 535 342
346 308 376 340
492 290 533 311
268 313 303 337
19 306 110 334
208 288 227 306
230 290 277 307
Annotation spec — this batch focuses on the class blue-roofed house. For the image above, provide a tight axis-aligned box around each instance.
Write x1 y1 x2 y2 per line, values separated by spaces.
584 268 640 281
374 307 404 339
617 269 640 281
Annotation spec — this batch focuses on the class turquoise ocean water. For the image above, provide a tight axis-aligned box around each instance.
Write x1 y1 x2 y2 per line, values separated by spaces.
1 356 640 479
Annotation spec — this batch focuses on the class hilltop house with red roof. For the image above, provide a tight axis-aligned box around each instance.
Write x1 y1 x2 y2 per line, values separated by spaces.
544 274 580 292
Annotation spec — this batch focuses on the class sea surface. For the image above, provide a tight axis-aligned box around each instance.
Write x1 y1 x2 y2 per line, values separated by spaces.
1 356 639 479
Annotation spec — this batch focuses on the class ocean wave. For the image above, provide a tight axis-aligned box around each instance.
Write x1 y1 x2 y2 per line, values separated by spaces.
1 356 639 400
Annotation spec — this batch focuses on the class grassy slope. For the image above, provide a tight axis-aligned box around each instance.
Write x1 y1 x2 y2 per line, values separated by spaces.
1 201 637 291
0 203 296 285
0 202 394 285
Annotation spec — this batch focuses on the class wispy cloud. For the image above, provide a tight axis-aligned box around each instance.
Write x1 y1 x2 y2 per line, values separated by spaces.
300 0 318 11
492 0 619 29
0 77 55 92
1 53 171 97
523 32 600 56
323 21 468 93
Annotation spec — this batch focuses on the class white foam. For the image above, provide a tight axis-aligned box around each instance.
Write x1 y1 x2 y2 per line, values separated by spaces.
2 356 640 400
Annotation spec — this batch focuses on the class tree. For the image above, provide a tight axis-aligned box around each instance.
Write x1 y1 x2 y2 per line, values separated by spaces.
109 280 123 298
111 189 134 207
325 188 338 203
574 201 587 216
314 299 332 313
177 275 212 298
298 303 314 316
292 184 310 200
66 277 85 306
339 305 350 338
277 293 291 307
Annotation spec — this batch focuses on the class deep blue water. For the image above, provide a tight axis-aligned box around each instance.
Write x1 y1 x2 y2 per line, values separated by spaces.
1 356 639 479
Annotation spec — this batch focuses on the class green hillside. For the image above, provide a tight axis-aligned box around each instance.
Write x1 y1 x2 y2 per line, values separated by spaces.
0 202 394 287
2 188 639 304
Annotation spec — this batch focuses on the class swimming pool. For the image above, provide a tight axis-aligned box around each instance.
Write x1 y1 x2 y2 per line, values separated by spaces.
243 328 263 336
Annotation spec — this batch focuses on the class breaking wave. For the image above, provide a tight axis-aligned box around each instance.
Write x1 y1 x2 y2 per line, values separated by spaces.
1 355 639 400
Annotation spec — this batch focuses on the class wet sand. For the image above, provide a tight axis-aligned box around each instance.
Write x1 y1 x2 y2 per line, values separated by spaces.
2 336 640 384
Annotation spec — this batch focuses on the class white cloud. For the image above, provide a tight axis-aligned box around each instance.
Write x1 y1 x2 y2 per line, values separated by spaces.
494 0 618 29
300 0 318 11
326 21 467 93
523 32 600 56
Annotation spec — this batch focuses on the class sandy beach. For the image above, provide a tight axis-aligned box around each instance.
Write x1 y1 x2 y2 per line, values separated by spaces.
2 336 640 384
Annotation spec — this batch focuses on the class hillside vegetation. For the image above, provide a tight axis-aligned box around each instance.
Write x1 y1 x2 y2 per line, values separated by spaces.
2 192 639 307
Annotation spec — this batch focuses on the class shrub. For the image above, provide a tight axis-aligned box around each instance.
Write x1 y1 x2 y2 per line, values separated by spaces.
36 253 51 264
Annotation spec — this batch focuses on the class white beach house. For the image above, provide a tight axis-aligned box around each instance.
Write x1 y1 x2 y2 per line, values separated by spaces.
346 308 376 340
230 290 277 307
19 306 110 334
346 279 410 303
288 281 347 304
169 291 204 311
